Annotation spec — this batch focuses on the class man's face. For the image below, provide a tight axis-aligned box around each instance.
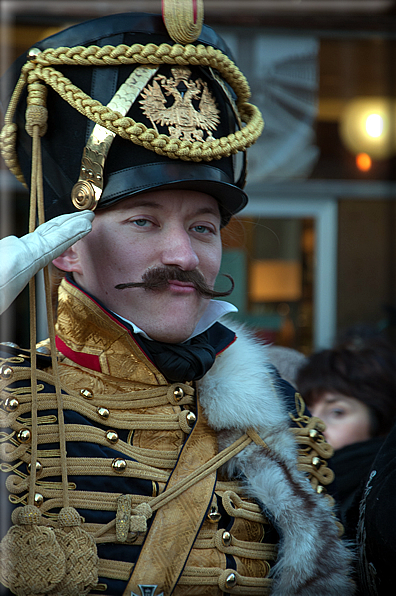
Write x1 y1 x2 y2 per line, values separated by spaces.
57 190 222 343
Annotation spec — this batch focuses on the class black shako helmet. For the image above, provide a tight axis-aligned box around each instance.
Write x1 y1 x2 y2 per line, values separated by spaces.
0 4 264 225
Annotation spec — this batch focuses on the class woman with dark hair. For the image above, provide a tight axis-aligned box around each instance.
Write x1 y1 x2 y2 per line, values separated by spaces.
296 334 396 539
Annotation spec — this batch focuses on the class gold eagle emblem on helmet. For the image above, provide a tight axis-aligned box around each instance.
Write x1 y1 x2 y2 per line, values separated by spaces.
139 67 220 142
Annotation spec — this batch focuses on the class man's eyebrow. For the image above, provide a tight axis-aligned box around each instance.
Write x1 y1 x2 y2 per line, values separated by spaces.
121 200 162 210
191 206 221 219
119 202 220 218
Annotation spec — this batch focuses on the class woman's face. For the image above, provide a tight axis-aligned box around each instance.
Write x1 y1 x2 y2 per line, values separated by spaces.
308 391 373 450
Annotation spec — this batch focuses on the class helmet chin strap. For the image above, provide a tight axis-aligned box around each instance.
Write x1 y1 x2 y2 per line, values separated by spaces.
71 66 159 212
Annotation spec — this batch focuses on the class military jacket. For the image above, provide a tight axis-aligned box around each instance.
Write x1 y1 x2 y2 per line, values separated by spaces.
0 278 354 596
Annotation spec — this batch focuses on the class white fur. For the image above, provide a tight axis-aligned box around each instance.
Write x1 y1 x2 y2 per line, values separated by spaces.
197 322 355 595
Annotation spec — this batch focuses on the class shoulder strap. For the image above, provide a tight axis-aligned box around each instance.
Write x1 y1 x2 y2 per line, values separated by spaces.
124 397 218 596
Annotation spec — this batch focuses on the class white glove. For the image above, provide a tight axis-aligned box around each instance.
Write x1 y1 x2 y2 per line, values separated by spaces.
0 211 94 315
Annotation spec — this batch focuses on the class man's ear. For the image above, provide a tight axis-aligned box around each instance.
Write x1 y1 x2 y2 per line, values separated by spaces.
52 245 83 274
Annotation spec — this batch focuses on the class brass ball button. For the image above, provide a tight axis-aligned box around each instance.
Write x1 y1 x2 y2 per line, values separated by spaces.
97 407 110 419
173 387 184 401
28 47 42 59
112 458 127 473
225 572 237 589
106 430 119 444
4 397 19 412
80 388 93 399
309 428 320 441
222 530 232 547
17 429 31 443
0 365 13 379
207 506 221 523
186 411 196 427
312 456 322 469
34 493 44 507
27 461 43 474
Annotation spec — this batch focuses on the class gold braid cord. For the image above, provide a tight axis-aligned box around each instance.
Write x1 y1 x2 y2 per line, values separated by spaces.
0 82 99 596
0 74 29 187
0 42 264 187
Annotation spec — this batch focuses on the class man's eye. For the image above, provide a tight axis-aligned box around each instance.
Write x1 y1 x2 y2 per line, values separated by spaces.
193 225 210 234
133 219 149 227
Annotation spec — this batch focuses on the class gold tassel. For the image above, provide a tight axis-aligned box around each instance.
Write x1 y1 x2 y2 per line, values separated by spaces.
51 507 99 596
0 505 66 595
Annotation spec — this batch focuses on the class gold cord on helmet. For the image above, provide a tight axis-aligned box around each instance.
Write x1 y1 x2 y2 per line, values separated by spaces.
0 42 264 188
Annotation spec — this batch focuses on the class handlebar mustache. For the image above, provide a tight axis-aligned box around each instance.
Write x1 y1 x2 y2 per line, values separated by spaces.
115 266 234 299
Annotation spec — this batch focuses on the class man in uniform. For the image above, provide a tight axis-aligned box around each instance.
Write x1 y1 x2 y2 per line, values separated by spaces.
0 2 354 595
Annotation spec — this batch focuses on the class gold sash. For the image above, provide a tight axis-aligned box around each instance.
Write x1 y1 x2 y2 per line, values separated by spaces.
124 397 218 596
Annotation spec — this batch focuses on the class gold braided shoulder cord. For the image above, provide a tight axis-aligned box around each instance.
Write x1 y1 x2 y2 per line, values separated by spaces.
0 42 264 186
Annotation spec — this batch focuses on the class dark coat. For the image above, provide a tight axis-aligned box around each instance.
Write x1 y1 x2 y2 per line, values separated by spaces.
356 423 396 595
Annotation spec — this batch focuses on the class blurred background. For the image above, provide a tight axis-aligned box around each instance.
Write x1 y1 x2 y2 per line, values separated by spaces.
1 0 395 354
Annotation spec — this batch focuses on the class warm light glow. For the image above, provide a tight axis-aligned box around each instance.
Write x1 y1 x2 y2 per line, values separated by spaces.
365 113 384 138
356 152 372 172
340 97 395 160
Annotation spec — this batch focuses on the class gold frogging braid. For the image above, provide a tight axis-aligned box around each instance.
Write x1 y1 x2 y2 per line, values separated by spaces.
290 392 335 495
0 41 264 187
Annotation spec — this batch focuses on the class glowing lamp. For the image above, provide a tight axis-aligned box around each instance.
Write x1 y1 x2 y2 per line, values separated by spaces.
365 114 384 138
340 97 395 159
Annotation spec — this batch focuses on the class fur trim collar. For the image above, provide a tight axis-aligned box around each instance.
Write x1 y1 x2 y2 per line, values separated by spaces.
197 322 355 595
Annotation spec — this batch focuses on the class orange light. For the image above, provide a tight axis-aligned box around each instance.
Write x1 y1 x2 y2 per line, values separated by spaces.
356 152 372 172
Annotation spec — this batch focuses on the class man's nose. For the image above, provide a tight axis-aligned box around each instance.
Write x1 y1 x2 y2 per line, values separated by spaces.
160 228 199 271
